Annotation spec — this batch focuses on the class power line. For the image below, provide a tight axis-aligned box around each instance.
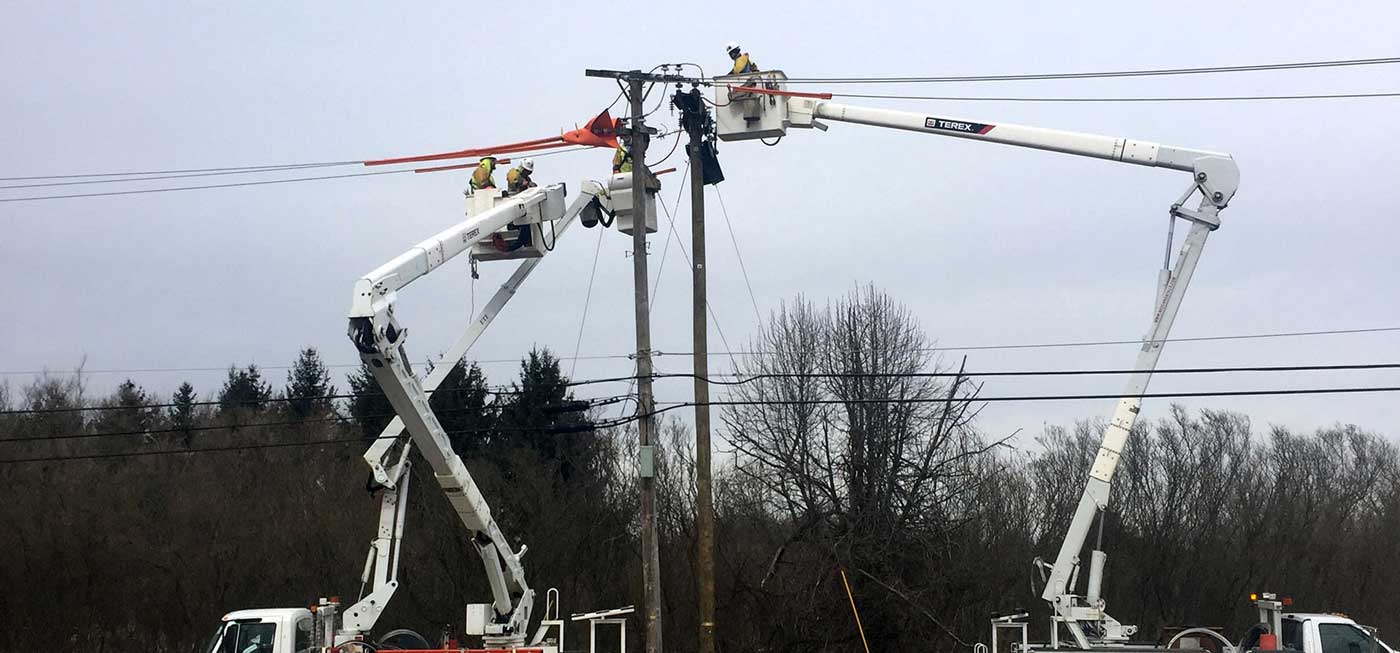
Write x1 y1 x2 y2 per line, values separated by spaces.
653 325 1400 358
0 436 387 465
828 90 1400 103
9 384 1399 465
6 326 1398 378
753 56 1400 84
654 361 1400 385
641 385 1400 420
0 147 593 203
712 185 763 324
1 379 634 415
0 160 360 182
0 169 413 202
0 163 364 190
3 394 631 444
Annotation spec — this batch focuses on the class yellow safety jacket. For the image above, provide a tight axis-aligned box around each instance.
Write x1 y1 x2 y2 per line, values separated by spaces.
612 146 633 173
470 160 496 190
731 53 757 75
506 167 533 194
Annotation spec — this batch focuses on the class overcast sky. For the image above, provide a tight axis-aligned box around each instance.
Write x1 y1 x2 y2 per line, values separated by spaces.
3 1 1398 445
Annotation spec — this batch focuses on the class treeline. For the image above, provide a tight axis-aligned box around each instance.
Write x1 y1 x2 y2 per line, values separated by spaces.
3 288 1397 652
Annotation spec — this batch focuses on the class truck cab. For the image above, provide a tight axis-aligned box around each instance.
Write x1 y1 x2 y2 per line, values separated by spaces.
204 608 312 653
1283 613 1394 653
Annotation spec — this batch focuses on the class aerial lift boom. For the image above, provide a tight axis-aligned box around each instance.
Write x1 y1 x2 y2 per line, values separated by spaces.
344 182 600 648
712 71 1240 649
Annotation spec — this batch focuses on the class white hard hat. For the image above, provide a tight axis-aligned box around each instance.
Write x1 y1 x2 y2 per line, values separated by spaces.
724 41 740 53
521 158 535 172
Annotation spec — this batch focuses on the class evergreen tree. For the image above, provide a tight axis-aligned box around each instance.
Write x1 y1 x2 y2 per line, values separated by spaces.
347 362 394 438
498 348 594 479
428 359 496 454
284 347 336 420
218 364 273 415
95 378 155 435
169 382 197 443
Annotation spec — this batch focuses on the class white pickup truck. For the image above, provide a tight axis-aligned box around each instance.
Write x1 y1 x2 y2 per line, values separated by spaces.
1281 613 1395 653
203 608 310 653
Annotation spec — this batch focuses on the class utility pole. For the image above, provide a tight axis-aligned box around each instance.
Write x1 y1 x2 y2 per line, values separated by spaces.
680 87 717 653
586 66 700 653
625 73 664 653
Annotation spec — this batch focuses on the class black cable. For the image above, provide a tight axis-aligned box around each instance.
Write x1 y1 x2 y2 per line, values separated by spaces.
637 385 1400 421
829 91 1400 103
2 393 634 443
0 162 360 190
1 412 371 442
5 326 1398 379
8 384 1399 464
567 227 607 379
0 160 360 182
712 185 763 324
748 56 1400 84
0 147 592 203
653 361 1400 386
0 436 390 464
0 169 413 203
1 380 633 415
651 325 1400 358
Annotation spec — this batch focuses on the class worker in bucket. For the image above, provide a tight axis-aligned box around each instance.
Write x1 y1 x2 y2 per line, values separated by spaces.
469 155 498 192
506 158 536 195
726 41 757 75
612 143 632 174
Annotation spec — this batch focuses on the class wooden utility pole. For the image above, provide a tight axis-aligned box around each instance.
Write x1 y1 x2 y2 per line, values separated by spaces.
586 66 700 653
684 92 718 653
625 73 664 653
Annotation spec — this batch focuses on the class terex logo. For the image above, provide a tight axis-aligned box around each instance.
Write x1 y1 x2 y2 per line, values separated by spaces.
463 228 480 241
924 117 994 135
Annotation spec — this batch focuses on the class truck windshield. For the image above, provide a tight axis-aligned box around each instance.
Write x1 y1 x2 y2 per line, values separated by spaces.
206 621 277 653
1320 623 1387 653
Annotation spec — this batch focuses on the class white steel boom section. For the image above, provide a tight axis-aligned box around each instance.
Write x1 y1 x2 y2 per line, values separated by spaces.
720 75 1240 648
345 182 600 647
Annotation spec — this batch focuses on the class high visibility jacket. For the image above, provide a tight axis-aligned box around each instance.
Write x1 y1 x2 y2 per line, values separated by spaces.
612 146 633 173
506 167 534 194
470 160 496 190
730 53 757 75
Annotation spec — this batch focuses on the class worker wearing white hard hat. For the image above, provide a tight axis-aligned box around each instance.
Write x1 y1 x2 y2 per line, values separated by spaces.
725 42 757 75
506 158 536 195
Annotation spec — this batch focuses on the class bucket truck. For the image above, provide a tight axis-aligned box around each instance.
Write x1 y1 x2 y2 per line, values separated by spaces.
692 69 1389 653
204 175 655 653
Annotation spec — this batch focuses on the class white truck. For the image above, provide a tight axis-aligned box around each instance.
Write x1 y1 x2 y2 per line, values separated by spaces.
205 176 653 653
692 69 1388 653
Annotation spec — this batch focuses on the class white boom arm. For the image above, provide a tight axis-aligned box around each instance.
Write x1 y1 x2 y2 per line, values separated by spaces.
726 78 1240 647
344 183 602 646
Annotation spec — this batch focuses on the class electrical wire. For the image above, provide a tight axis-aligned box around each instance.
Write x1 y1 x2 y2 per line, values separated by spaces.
0 160 361 182
8 384 1400 465
654 187 742 370
0 169 414 203
712 185 763 324
0 146 592 203
646 131 683 167
0 163 361 190
828 91 1400 103
0 380 632 416
649 361 1400 386
6 325 1398 378
747 56 1400 84
636 385 1400 421
568 227 607 379
2 392 634 443
651 325 1400 358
